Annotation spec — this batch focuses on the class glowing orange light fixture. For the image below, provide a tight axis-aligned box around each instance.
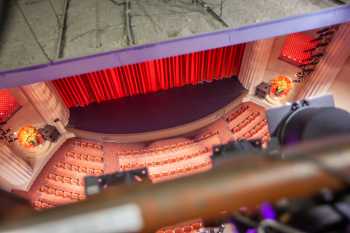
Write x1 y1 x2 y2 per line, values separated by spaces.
17 126 44 149
270 76 293 97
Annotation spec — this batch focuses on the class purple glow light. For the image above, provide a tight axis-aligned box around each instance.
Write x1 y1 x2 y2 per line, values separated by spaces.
246 229 257 233
260 202 276 220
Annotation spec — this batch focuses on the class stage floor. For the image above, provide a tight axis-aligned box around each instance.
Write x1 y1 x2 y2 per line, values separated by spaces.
68 78 245 134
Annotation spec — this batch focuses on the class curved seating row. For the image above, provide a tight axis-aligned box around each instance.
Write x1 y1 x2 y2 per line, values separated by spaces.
225 104 250 123
112 102 268 186
46 173 81 186
26 101 270 221
115 131 219 156
238 119 268 140
55 161 103 176
65 151 104 163
136 102 267 231
71 140 103 150
118 148 210 171
33 199 56 209
26 139 105 210
39 185 84 201
156 220 203 233
231 111 260 134
115 132 220 182
148 157 212 183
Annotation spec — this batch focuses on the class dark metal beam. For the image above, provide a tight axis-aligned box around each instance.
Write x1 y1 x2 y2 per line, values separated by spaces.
195 0 229 28
56 0 70 59
125 0 135 45
95 0 102 48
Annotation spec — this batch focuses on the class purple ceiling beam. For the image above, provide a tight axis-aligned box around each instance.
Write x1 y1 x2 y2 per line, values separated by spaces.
0 4 350 88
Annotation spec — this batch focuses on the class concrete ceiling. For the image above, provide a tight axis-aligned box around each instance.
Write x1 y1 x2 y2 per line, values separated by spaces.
0 0 346 71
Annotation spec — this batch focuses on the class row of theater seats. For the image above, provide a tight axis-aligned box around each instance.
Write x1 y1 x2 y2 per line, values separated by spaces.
156 220 203 233
71 140 103 150
39 185 84 201
226 104 250 123
114 131 218 156
29 101 270 232
113 102 268 185
110 102 269 232
46 173 81 186
33 198 56 209
29 139 105 210
65 151 104 163
148 158 212 183
226 103 270 143
54 161 104 176
118 148 210 170
230 111 261 133
239 119 268 140
115 131 221 182
116 132 218 168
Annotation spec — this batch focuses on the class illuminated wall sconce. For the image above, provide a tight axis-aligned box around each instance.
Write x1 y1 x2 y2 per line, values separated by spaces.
269 76 293 98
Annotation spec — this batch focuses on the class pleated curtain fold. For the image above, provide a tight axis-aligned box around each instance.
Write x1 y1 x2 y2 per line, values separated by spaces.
52 44 246 108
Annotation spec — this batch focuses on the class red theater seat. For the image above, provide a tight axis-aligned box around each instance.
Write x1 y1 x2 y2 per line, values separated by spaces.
27 102 271 222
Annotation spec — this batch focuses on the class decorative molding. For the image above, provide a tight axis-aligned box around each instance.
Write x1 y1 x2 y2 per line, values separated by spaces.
238 38 275 93
296 23 350 99
0 144 33 191
21 82 70 127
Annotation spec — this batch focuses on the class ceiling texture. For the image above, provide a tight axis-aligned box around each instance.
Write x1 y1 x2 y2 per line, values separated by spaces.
0 0 345 71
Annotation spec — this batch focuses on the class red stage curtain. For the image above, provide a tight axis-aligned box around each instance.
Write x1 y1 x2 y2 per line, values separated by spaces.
52 44 245 108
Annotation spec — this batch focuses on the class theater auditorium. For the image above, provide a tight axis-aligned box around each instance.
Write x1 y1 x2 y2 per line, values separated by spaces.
0 2 350 233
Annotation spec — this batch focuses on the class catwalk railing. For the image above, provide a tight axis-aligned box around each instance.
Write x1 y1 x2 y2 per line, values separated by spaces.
1 134 350 233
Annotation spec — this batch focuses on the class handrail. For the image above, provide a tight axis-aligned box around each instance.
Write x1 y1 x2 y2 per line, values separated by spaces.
1 134 350 233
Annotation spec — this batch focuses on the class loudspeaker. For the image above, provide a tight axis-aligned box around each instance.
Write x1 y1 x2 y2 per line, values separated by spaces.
255 82 270 99
39 125 60 142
